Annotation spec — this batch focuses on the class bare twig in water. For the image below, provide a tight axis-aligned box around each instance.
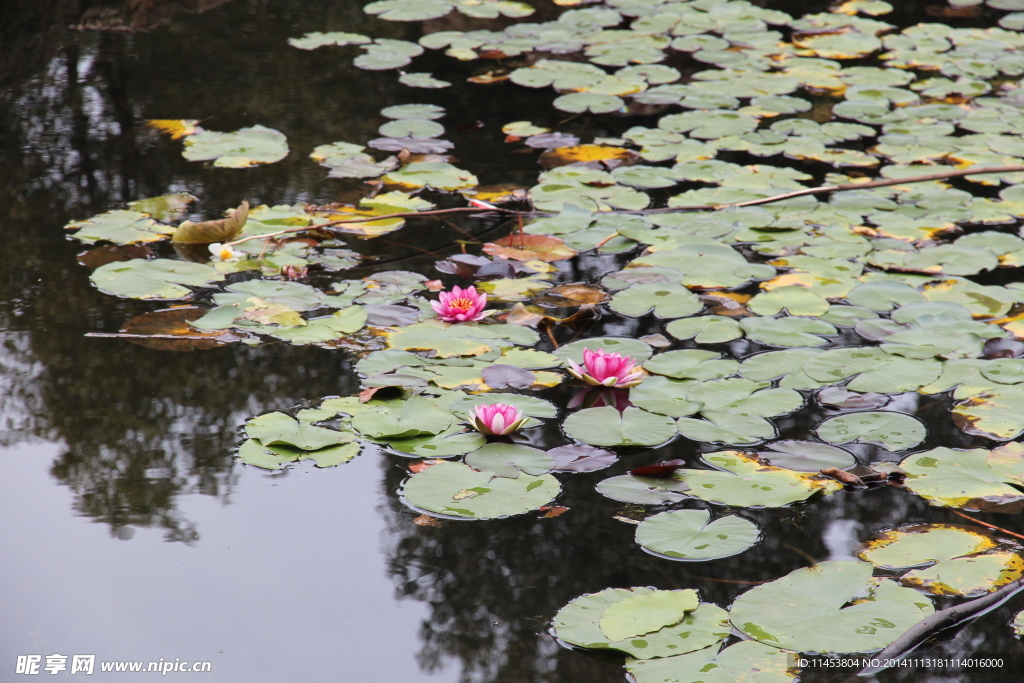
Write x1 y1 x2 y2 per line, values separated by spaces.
950 510 1024 542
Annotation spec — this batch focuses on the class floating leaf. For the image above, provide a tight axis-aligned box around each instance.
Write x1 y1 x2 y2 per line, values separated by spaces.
351 396 452 439
555 337 653 365
609 283 702 319
548 444 617 472
90 259 223 300
553 588 731 658
182 125 288 168
482 234 577 262
238 439 359 470
953 385 1024 440
758 440 857 472
626 641 798 683
383 161 478 191
173 201 249 244
401 460 560 519
666 316 743 344
245 411 355 451
901 552 1024 597
464 443 555 479
643 350 738 381
860 525 996 569
399 72 451 88
730 561 933 654
636 509 760 561
898 445 1024 513
563 407 677 447
674 451 842 507
596 474 691 505
817 411 925 451
740 317 837 347
599 590 699 641
65 210 174 245
147 119 201 139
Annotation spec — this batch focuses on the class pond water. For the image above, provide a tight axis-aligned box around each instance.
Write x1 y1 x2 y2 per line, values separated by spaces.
3 0 1024 681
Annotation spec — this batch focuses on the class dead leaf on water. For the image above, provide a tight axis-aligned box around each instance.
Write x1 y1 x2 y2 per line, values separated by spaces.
538 144 639 170
483 234 578 262
147 119 202 139
173 201 249 244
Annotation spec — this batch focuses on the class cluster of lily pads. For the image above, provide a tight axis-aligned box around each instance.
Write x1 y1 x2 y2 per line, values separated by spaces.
59 0 1024 677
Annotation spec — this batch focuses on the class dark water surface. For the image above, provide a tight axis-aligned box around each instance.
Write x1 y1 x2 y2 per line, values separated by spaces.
2 1 1024 682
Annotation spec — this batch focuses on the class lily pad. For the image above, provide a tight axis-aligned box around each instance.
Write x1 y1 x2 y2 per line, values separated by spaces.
552 588 731 658
674 451 841 507
600 590 699 642
401 460 560 520
596 474 691 505
636 509 760 561
816 411 925 451
563 407 677 447
860 525 996 569
901 552 1024 597
666 316 743 344
90 259 223 300
351 396 453 439
464 443 555 479
643 350 738 381
729 561 934 654
898 445 1024 513
626 641 798 683
758 440 857 472
245 411 355 450
237 439 359 470
609 283 702 319
182 125 288 168
65 210 174 245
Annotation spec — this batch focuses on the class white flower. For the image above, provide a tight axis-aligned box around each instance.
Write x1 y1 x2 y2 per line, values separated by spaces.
208 242 243 261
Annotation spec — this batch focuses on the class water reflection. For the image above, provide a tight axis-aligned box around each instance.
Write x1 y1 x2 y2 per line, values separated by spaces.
2 0 1024 681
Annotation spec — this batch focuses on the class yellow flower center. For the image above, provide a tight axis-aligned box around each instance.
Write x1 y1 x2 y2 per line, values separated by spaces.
448 297 475 311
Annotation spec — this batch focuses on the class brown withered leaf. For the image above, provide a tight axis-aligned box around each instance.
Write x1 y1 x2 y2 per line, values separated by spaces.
413 514 443 527
820 467 866 488
538 144 639 170
467 71 509 84
540 506 570 518
506 302 545 327
77 245 154 271
630 460 687 478
409 459 444 474
461 184 528 204
172 201 249 244
483 234 577 262
541 283 608 305
118 307 240 351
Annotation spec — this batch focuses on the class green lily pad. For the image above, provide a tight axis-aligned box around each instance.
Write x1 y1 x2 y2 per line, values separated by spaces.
351 396 452 439
400 460 560 519
740 317 837 347
953 385 1024 440
860 524 996 569
626 641 798 683
553 92 624 114
387 428 486 457
245 411 355 450
383 162 478 191
898 444 1024 513
901 552 1024 598
758 440 857 472
600 590 699 642
237 439 360 470
399 73 451 88
749 286 830 316
643 350 738 381
609 283 702 319
554 337 653 365
817 411 925 451
364 0 452 22
215 280 323 312
628 376 701 417
65 210 175 245
90 259 223 300
676 411 776 445
182 125 288 168
636 509 760 561
666 315 743 344
595 474 691 505
464 443 555 479
674 450 842 507
729 561 934 654
563 407 677 447
552 588 731 658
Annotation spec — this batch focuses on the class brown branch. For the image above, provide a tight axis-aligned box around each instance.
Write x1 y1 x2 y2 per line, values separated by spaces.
222 165 1024 248
950 510 1024 542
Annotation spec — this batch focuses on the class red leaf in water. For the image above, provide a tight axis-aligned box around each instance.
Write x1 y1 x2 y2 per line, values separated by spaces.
539 506 570 518
409 459 444 474
630 459 687 478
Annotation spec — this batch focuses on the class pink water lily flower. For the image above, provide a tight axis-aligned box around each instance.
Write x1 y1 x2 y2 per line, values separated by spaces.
432 285 488 322
471 403 527 436
566 348 645 389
